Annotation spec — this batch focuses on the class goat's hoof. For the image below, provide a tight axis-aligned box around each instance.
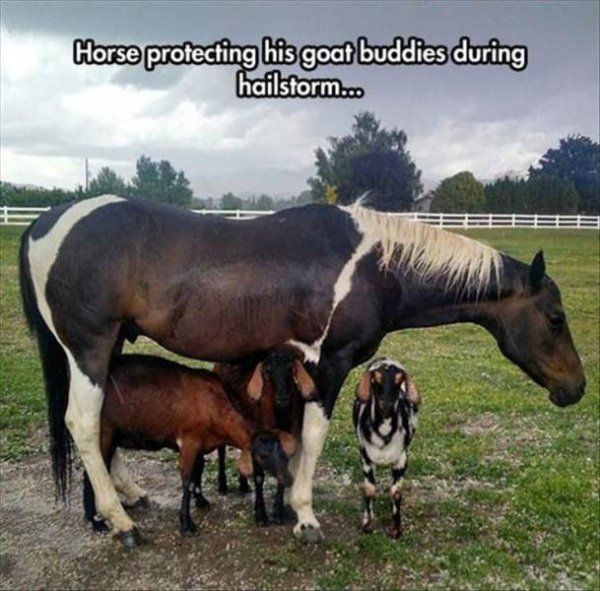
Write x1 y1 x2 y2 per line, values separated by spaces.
255 515 270 527
362 522 374 534
91 518 109 533
294 523 324 544
127 495 150 509
386 526 402 539
117 527 142 549
180 522 198 536
195 496 211 511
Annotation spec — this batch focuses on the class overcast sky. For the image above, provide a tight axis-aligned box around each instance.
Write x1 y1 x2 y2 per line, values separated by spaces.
1 0 598 198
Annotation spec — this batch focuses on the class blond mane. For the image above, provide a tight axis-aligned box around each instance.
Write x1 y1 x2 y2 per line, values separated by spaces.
342 202 503 295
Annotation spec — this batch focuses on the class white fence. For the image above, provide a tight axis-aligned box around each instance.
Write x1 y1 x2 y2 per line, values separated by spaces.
1 205 599 229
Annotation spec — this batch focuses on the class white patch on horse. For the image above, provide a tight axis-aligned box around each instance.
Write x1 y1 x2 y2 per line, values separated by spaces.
286 214 378 364
28 194 124 342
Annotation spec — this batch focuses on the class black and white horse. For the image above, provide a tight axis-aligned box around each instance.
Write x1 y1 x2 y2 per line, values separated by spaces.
19 195 585 545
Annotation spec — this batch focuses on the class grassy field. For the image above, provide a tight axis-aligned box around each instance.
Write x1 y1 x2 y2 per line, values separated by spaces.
1 224 598 589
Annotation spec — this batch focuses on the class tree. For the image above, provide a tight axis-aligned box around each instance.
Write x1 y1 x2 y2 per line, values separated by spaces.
484 175 579 214
88 167 127 197
529 135 599 213
430 171 485 213
129 155 193 207
220 192 243 210
308 111 422 211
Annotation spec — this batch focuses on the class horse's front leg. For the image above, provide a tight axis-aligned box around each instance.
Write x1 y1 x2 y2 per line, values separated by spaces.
290 357 351 543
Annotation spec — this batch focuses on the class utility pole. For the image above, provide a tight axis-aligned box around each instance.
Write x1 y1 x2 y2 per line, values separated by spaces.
85 158 90 192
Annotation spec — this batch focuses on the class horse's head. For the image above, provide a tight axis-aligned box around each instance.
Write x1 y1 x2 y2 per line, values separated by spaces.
490 251 585 407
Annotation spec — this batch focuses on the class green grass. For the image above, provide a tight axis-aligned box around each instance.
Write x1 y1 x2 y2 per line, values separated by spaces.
1 225 598 589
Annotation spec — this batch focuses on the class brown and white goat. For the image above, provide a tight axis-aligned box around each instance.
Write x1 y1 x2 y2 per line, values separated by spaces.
353 358 421 539
213 348 317 525
83 354 294 544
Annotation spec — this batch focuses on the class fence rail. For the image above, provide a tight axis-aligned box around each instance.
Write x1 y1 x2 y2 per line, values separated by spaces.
2 206 599 229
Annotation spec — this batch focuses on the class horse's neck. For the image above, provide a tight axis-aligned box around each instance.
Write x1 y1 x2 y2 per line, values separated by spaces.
390 254 528 330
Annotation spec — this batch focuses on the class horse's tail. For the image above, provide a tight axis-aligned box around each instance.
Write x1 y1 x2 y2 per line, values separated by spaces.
19 223 73 501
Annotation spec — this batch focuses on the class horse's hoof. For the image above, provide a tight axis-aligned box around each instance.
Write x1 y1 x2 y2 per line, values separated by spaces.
117 527 142 549
294 523 324 543
386 525 402 539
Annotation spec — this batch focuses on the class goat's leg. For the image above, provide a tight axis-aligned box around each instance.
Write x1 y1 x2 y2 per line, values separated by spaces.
217 445 229 495
252 460 269 526
361 449 376 534
272 483 287 524
179 443 201 535
191 454 211 510
237 449 251 494
388 452 407 539
83 470 109 532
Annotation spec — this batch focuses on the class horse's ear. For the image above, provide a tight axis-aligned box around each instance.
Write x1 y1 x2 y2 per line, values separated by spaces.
247 363 264 401
404 374 422 408
293 360 317 399
530 250 546 289
356 370 372 402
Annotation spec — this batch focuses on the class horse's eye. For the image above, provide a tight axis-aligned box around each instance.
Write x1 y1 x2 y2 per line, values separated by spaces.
548 312 565 332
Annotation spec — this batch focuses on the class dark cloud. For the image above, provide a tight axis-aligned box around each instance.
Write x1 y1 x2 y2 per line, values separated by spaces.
1 1 598 195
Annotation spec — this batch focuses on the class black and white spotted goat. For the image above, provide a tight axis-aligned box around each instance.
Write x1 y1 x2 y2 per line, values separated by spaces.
352 358 421 539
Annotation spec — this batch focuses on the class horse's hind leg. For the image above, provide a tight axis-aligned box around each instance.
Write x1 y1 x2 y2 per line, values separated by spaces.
110 451 149 508
64 348 140 547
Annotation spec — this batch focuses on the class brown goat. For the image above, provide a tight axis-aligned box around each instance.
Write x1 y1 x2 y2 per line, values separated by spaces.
83 354 294 543
213 348 316 525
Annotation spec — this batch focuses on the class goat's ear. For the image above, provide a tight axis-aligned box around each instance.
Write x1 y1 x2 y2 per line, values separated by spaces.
247 363 264 401
404 374 421 408
293 360 317 399
356 370 372 402
277 431 297 457
530 250 546 289
236 450 253 477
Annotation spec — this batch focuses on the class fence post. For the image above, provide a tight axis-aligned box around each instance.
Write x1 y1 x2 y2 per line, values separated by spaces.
488 213 492 228
512 213 516 227
440 213 444 228
576 215 581 229
534 214 538 228
236 210 241 219
2 206 7 225
555 215 559 228
463 213 468 228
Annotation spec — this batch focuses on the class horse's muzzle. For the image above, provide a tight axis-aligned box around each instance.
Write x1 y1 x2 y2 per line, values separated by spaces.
549 381 586 407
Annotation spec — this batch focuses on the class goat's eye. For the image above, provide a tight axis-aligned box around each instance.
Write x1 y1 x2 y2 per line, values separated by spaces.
548 312 565 332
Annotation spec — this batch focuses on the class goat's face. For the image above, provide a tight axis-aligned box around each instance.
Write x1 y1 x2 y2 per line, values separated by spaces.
247 349 317 407
356 359 421 418
251 433 294 488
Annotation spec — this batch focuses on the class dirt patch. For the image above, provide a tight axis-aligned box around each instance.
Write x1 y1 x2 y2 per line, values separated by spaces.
0 453 364 590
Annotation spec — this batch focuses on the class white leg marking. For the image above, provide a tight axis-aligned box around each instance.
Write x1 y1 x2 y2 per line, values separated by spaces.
290 402 330 537
110 450 148 505
65 360 135 533
284 441 302 505
286 220 377 364
27 195 131 532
